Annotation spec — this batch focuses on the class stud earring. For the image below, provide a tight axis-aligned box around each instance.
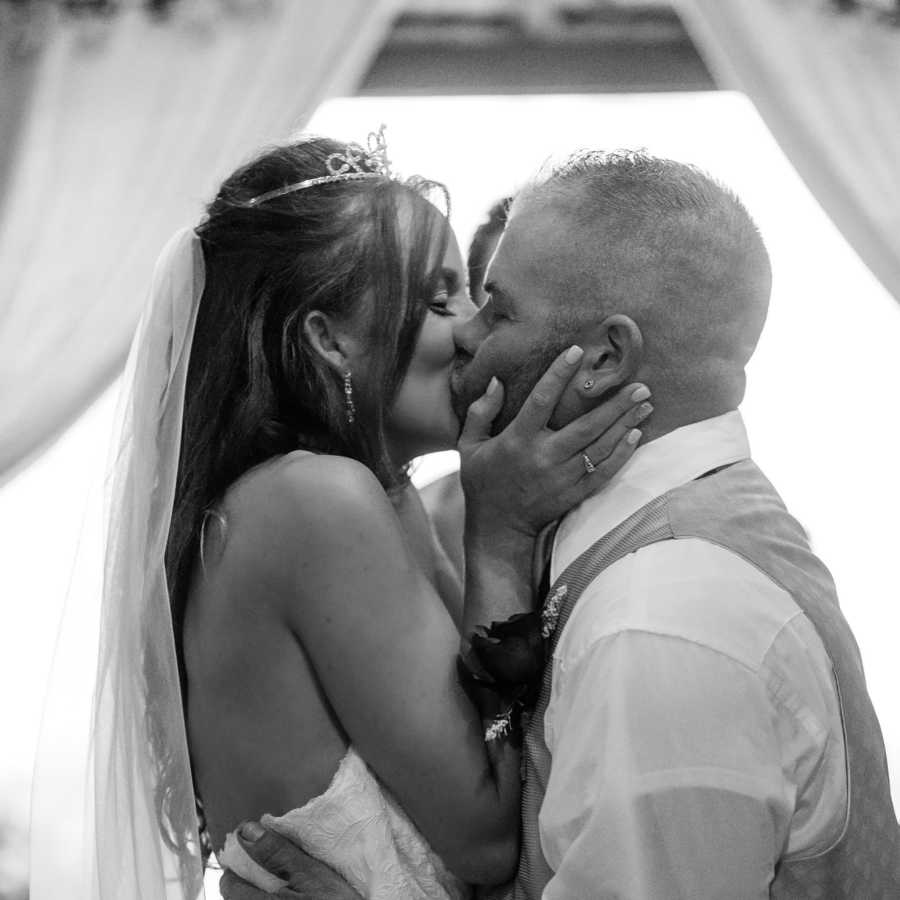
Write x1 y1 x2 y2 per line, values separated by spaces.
583 379 595 390
343 371 356 424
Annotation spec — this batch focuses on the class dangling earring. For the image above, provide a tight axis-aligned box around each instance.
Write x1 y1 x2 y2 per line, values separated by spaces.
343 371 356 424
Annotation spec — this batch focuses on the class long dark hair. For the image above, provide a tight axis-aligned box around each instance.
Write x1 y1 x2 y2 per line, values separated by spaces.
157 136 449 863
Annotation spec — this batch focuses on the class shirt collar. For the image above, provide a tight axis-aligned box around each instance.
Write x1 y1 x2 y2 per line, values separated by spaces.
551 410 751 579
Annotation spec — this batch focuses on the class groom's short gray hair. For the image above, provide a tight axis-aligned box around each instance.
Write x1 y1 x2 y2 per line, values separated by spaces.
522 149 749 222
514 149 773 412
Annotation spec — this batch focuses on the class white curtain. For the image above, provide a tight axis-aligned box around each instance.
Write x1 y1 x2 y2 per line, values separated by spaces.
675 0 900 305
0 0 400 484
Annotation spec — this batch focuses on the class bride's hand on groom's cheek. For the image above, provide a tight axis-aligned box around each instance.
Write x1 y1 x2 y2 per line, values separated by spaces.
219 822 364 900
458 345 652 536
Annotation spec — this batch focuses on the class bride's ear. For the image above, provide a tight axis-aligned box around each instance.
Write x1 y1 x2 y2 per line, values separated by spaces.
303 310 355 373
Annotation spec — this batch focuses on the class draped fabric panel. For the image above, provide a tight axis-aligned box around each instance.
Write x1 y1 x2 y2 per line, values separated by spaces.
0 0 400 484
675 0 900 307
0 5 45 214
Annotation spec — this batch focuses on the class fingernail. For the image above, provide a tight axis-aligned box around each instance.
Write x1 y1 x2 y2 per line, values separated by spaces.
636 402 653 421
565 345 584 364
486 376 500 395
627 428 642 445
238 820 265 843
630 385 650 402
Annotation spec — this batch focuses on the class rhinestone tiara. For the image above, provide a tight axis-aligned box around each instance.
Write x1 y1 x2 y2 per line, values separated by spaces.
246 125 393 207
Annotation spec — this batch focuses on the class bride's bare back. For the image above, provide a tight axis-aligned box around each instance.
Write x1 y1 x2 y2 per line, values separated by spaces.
184 462 347 850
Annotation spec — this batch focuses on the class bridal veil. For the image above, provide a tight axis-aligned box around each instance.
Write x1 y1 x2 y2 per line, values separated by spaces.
31 228 207 899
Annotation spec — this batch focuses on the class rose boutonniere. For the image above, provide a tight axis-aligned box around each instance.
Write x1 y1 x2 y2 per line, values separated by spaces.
458 612 547 744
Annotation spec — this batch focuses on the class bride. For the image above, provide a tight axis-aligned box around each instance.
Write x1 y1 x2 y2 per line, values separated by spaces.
36 128 648 900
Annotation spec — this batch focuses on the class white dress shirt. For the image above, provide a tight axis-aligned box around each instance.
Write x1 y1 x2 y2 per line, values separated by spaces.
539 411 847 899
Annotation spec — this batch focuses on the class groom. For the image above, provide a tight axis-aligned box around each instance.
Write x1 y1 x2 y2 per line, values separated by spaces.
222 152 900 897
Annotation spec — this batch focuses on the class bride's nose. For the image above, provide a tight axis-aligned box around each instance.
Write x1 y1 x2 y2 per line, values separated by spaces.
452 307 486 357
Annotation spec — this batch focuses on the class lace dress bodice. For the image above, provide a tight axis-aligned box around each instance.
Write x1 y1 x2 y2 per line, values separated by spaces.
220 746 471 900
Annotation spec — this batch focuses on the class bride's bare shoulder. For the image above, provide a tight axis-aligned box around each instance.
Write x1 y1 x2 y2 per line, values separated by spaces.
218 452 400 573
226 451 387 518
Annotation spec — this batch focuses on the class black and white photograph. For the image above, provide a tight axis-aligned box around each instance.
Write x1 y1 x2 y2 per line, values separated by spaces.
1 1 899 898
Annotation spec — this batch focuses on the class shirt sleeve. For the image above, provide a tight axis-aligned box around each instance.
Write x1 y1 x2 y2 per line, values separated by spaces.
539 629 794 900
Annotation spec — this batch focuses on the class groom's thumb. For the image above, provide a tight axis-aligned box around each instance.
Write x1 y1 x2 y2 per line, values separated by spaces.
236 821 306 884
235 821 361 898
458 377 504 447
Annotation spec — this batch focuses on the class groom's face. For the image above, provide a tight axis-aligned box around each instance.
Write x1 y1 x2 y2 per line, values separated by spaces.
451 200 578 431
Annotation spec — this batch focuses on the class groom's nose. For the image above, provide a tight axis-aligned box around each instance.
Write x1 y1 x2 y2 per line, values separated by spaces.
452 307 487 359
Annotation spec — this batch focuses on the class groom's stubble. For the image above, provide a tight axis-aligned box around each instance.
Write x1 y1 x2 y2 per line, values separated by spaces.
450 327 577 436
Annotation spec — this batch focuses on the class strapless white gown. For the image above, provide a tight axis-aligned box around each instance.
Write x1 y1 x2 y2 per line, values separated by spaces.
220 746 471 899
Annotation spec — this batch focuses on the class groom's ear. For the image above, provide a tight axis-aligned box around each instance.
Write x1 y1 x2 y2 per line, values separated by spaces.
577 314 644 400
548 314 643 429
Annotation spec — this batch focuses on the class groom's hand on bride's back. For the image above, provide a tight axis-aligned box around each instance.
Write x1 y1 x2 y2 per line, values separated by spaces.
219 822 363 900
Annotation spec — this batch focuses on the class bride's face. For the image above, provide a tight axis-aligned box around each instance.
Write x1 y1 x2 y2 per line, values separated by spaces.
386 228 476 462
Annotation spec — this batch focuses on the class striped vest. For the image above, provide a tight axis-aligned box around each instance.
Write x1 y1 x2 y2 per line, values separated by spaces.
513 460 900 899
